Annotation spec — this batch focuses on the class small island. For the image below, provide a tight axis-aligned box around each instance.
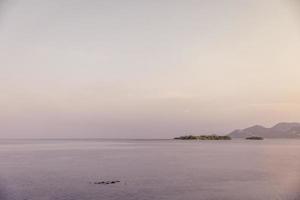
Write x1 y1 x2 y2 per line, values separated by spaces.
174 135 231 140
245 136 264 140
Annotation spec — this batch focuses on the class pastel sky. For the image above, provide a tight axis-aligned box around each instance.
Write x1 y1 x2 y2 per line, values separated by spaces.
0 0 300 138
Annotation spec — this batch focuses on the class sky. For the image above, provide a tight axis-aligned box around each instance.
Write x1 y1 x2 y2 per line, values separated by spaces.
0 0 300 138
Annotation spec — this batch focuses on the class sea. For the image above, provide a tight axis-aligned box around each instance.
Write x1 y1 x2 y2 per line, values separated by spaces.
0 139 299 200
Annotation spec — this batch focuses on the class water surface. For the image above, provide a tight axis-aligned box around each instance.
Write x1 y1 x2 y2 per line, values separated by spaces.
0 139 299 200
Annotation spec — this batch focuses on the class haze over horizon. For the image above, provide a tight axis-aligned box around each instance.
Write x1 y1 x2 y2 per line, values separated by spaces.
1 0 300 138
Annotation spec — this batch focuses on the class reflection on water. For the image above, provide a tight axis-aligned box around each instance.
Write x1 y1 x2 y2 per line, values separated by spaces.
0 139 299 200
262 141 300 199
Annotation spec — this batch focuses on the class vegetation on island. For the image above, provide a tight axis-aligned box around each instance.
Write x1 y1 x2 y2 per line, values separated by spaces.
174 135 231 140
245 136 264 140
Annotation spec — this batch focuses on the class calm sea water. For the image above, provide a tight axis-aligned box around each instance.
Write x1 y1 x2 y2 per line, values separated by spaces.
0 139 299 200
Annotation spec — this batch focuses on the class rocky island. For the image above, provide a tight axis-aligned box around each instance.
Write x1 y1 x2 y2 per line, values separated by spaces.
228 122 300 138
174 135 231 140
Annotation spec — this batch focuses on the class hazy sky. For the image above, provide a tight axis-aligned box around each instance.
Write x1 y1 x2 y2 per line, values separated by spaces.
1 0 300 138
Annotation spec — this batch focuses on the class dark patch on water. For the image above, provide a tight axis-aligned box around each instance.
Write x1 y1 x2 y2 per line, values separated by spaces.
93 180 121 185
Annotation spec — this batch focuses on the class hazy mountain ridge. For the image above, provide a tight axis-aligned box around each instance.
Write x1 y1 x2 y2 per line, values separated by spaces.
228 122 300 138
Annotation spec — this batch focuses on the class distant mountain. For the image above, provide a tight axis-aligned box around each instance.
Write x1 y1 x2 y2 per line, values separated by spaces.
228 122 300 138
